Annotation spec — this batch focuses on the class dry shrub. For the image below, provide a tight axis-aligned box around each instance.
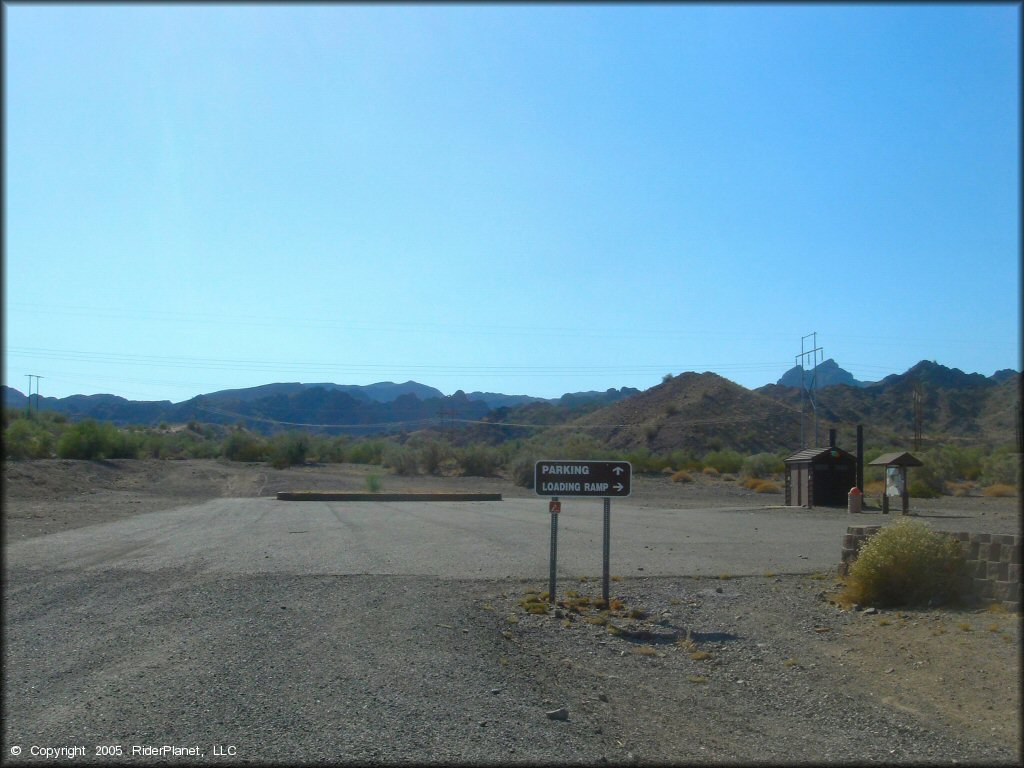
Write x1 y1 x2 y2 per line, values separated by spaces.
982 484 1017 498
946 481 975 497
840 519 967 608
864 480 884 494
671 470 694 483
754 479 781 494
701 466 720 476
740 477 761 490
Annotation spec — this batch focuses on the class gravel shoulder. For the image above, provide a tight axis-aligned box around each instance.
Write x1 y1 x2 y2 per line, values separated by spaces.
2 459 1021 764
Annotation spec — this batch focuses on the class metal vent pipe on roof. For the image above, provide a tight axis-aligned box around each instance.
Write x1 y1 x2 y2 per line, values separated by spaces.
829 428 837 449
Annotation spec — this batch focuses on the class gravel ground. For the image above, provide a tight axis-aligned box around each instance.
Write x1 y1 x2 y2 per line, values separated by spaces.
2 459 1021 765
4 566 1020 765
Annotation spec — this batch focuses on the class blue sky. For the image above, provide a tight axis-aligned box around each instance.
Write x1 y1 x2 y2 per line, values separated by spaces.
4 3 1019 403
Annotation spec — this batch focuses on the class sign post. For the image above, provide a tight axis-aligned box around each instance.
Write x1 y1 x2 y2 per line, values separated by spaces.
535 460 631 605
549 497 559 603
602 497 611 603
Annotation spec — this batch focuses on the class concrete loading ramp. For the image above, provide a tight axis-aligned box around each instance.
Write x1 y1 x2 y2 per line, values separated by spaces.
276 491 502 502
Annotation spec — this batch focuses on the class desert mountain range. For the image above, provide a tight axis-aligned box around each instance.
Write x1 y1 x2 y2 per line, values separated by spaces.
3 360 1019 453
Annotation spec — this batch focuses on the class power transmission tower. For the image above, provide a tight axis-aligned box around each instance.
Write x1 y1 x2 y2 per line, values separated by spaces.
437 407 458 435
796 333 823 447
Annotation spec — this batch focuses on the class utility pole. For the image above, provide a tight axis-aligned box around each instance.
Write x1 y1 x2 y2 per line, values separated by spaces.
1015 401 1022 455
25 374 43 417
912 382 924 451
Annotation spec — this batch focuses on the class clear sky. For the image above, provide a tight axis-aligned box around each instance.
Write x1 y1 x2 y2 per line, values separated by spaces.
3 3 1020 403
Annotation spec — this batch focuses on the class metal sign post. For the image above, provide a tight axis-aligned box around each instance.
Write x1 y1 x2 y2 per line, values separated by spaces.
535 460 631 606
548 498 559 603
602 497 611 603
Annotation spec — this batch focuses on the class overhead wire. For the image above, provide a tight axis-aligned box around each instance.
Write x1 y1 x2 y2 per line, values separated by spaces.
193 404 800 432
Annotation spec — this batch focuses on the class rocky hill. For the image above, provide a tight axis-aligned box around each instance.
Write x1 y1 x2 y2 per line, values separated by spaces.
756 361 1020 450
570 372 802 455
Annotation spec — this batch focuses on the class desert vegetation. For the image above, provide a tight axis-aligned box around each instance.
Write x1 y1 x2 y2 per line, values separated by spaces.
837 519 969 607
2 408 1019 496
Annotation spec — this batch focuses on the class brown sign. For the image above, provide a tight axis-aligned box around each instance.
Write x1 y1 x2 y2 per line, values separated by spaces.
534 460 632 497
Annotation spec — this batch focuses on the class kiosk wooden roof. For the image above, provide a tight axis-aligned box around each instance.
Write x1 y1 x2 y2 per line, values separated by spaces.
868 451 923 467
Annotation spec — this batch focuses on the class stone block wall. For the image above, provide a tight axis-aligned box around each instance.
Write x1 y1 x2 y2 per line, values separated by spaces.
839 525 1021 612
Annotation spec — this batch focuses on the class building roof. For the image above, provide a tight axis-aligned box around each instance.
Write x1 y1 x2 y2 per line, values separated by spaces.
784 447 855 463
868 451 923 467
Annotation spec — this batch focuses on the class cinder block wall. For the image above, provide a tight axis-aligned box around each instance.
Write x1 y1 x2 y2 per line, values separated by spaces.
839 526 1021 612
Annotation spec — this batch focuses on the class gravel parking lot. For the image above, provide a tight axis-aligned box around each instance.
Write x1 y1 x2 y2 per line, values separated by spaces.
3 460 1020 764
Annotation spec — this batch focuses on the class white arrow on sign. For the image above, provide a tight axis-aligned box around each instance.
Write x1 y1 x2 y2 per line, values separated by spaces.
613 483 624 492
613 466 624 475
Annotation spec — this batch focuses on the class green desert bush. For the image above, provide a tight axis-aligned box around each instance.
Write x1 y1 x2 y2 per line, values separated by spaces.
923 445 984 484
510 454 536 488
269 431 310 468
56 419 138 459
702 449 744 475
311 435 351 463
741 452 784 479
980 449 1020 487
221 430 268 462
455 444 501 477
416 439 451 475
908 480 941 498
382 443 420 475
3 416 57 459
345 438 386 466
911 463 947 496
665 449 701 471
841 519 967 608
624 447 669 474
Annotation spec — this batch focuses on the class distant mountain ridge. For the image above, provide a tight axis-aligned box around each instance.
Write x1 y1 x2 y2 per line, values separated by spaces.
3 362 1017 449
1 380 639 433
777 358 871 389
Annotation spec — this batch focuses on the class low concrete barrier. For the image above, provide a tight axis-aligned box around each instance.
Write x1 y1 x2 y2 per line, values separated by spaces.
276 492 502 502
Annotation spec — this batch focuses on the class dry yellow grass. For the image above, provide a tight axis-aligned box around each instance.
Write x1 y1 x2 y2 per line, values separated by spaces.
671 470 694 483
702 466 720 476
946 481 977 497
982 484 1017 498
